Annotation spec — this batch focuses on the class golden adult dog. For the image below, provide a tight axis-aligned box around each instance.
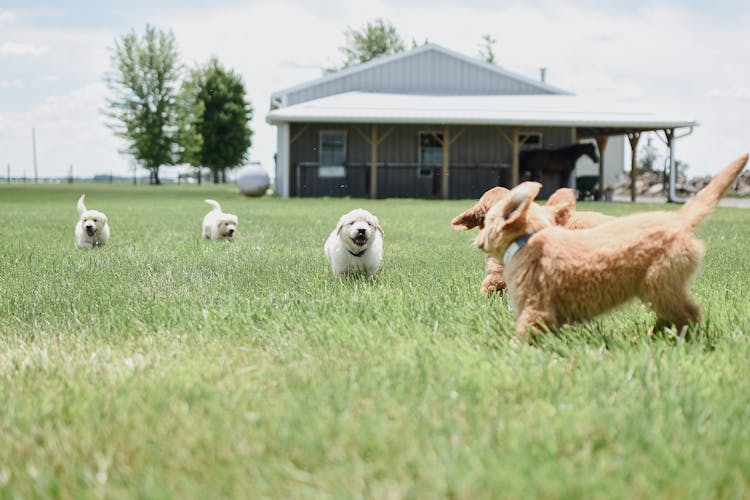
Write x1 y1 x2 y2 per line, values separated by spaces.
475 154 748 337
452 187 613 293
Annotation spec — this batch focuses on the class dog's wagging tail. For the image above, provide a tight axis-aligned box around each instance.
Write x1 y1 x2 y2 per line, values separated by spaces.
680 153 748 229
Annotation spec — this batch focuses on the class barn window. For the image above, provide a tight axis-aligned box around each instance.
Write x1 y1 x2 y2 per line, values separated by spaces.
319 130 346 178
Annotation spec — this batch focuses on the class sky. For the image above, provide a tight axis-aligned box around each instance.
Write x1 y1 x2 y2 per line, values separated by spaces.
1 0 749 180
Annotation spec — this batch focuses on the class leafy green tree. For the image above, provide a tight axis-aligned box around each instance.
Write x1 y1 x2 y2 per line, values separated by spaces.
105 25 182 184
637 135 660 173
478 34 497 64
328 18 405 72
175 72 206 183
179 57 253 183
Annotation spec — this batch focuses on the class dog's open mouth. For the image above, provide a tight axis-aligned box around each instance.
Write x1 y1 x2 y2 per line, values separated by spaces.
86 227 95 237
352 235 368 246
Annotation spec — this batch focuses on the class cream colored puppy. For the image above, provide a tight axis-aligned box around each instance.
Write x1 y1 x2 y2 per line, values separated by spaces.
75 194 110 249
324 208 384 277
202 199 238 240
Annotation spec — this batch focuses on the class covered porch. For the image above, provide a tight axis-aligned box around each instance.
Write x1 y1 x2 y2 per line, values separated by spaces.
268 92 697 201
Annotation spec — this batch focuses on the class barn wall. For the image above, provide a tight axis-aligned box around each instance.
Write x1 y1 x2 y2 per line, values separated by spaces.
288 122 579 198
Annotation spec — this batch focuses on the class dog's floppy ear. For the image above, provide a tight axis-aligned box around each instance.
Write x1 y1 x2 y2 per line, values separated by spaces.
451 186 510 230
451 207 482 230
367 215 384 236
336 218 346 236
502 182 542 225
546 188 576 226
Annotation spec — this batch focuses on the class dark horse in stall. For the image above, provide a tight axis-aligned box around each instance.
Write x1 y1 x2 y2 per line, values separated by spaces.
520 143 599 199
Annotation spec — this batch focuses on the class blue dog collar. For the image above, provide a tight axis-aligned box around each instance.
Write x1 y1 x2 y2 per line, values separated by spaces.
503 234 532 265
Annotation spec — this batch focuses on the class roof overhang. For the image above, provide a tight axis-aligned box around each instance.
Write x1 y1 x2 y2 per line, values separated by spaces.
267 92 697 133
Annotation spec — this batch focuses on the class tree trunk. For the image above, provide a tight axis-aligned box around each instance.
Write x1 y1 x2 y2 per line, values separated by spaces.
196 167 202 185
211 167 220 184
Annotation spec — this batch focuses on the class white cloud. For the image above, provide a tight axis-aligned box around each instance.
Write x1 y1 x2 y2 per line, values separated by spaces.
706 87 750 100
30 74 60 86
0 79 23 88
159 1 750 176
0 82 129 178
1 1 748 179
0 41 48 56
0 10 14 25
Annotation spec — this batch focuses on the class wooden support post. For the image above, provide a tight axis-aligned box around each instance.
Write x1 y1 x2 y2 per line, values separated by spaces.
289 124 308 145
370 125 378 199
355 125 393 199
441 125 450 199
595 135 609 201
627 132 641 202
664 128 676 202
512 128 520 187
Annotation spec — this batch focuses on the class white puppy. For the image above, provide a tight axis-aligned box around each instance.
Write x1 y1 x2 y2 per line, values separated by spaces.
75 194 110 249
324 208 384 277
202 199 238 240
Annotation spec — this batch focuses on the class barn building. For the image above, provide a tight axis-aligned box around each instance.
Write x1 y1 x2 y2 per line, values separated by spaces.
267 44 696 201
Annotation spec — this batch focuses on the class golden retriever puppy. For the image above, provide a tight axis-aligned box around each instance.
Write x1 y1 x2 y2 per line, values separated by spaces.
324 208 384 277
475 153 748 337
75 194 109 249
202 199 238 240
452 187 613 294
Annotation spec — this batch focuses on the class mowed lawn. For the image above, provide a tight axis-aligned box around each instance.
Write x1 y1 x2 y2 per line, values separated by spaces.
1 183 749 498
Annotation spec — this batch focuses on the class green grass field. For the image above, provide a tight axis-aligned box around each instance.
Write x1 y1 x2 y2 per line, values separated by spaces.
1 183 749 498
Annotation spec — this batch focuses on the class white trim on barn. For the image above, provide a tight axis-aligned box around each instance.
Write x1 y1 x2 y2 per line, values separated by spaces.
276 123 290 197
267 92 695 129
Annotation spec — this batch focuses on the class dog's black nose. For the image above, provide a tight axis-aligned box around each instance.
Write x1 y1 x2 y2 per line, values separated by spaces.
357 228 366 235
228 229 235 236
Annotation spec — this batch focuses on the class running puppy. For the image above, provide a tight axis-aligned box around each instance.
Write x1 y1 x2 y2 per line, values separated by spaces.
475 153 748 337
202 200 238 240
75 194 110 249
324 208 384 277
452 187 613 294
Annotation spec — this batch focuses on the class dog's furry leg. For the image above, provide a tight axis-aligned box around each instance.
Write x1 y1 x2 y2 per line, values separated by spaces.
481 256 506 294
516 307 556 339
646 286 701 332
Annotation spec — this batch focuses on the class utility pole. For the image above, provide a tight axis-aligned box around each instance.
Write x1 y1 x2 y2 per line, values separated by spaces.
32 128 39 183
6 163 9 183
68 164 74 184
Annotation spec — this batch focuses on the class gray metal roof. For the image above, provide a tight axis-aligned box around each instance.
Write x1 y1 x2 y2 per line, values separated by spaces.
267 91 697 130
271 43 570 107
